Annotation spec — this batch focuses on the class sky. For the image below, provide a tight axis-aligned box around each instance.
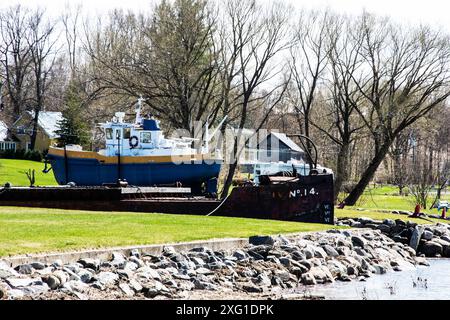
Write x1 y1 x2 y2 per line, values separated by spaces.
1 0 450 32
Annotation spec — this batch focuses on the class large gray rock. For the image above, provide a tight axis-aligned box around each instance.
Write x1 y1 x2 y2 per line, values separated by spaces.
301 272 316 285
383 219 396 227
302 247 314 259
308 266 334 283
77 269 93 283
337 246 352 257
279 257 291 268
0 267 18 279
422 230 434 241
275 235 291 245
290 266 307 278
421 241 443 257
443 246 450 258
373 264 387 274
62 280 89 293
62 267 81 281
377 224 391 234
43 275 61 290
346 265 358 276
254 273 271 287
137 266 161 281
322 245 339 257
351 235 367 248
96 271 119 286
409 226 423 251
358 217 374 225
119 282 135 297
53 270 69 284
242 283 263 293
6 277 38 288
247 250 264 261
313 247 328 259
21 283 50 296
162 246 177 256
297 259 312 271
249 235 274 246
327 260 347 277
30 262 46 270
232 250 248 260
17 264 33 275
290 250 305 261
110 252 127 268
78 258 100 271
273 270 291 282
337 239 353 248
128 279 143 292
0 285 7 299
193 279 218 291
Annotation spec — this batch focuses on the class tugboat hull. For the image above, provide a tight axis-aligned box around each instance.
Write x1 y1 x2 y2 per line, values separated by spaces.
46 148 221 193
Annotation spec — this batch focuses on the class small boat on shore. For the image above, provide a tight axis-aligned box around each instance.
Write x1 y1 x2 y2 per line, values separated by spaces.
46 99 223 194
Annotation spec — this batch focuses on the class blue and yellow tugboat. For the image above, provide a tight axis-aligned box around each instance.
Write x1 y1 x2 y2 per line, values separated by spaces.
46 99 224 194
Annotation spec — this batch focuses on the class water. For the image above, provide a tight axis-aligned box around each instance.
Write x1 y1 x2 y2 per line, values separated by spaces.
304 259 450 300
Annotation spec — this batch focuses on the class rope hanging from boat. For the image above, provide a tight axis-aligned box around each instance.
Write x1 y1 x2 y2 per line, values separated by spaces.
205 192 232 216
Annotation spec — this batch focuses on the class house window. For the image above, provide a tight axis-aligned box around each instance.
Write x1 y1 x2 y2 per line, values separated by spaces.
105 128 113 140
141 132 151 144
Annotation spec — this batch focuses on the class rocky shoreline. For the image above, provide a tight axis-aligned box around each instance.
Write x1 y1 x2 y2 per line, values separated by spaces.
337 217 450 258
0 225 439 300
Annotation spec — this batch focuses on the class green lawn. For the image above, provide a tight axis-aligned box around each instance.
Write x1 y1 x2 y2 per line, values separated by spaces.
335 208 450 225
0 159 57 186
341 184 450 215
0 207 341 257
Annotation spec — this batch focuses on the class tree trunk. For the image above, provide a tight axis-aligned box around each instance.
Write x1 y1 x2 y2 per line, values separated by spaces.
344 142 392 205
334 142 350 201
30 109 40 150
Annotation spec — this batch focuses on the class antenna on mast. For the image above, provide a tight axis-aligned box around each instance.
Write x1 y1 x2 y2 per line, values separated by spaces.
135 96 145 125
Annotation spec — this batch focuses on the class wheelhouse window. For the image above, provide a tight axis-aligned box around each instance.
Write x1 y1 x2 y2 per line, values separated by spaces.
106 128 113 139
141 132 151 144
123 128 131 139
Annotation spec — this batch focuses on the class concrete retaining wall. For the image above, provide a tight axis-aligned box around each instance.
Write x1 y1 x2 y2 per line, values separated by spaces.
0 237 249 268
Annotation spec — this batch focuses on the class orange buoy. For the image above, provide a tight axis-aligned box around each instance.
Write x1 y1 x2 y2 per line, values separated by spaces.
413 204 421 217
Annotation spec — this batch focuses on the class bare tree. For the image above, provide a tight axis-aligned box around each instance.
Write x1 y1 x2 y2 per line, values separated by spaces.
83 0 223 131
289 9 332 158
344 13 450 205
61 3 82 78
0 5 34 119
312 15 367 198
27 8 59 150
219 0 292 198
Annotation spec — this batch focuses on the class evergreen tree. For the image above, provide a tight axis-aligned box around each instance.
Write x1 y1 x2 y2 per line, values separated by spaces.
55 81 89 147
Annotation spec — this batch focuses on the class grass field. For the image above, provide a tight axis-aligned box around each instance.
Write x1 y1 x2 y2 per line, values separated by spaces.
341 184 450 215
1 159 449 257
335 208 450 225
0 207 343 257
0 159 57 186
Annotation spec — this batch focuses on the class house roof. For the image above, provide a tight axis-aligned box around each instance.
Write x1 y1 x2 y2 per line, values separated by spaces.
0 120 8 141
27 111 63 139
269 132 304 153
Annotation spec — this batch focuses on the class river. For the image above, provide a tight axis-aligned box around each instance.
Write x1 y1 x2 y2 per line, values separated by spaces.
302 259 450 300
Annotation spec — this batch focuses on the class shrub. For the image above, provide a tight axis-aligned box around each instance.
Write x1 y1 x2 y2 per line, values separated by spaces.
0 149 43 162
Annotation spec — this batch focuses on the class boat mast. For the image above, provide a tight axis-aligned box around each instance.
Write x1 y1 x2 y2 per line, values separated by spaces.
135 96 144 125
117 129 121 182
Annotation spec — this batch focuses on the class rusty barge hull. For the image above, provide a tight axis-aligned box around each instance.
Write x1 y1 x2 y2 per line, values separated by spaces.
0 174 334 224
